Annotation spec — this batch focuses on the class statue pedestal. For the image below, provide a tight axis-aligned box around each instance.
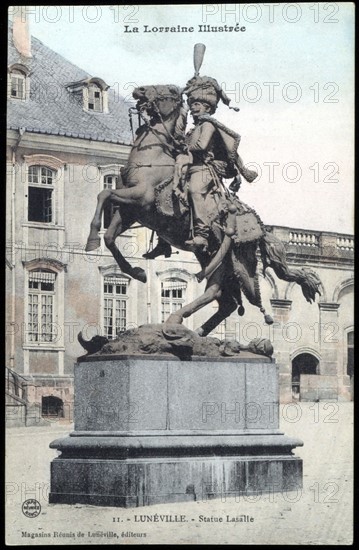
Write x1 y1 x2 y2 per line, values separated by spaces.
49 355 303 507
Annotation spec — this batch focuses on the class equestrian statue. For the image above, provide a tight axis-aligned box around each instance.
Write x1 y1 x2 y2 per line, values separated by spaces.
85 44 320 339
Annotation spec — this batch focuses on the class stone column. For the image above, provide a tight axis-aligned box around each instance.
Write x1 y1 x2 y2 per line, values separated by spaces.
318 302 340 400
270 299 292 403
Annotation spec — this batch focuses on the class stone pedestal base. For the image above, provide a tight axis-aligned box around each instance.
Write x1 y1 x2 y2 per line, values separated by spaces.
49 356 303 507
49 453 302 507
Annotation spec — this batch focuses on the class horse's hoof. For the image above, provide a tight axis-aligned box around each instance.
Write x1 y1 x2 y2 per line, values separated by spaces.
130 267 147 283
85 238 101 252
166 313 183 325
237 305 245 316
264 314 274 325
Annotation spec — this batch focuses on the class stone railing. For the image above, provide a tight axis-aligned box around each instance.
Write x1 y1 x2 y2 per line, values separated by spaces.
267 226 354 261
336 236 354 250
289 231 319 247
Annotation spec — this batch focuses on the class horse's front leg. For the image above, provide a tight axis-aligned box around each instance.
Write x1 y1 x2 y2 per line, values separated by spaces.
196 290 237 337
166 281 222 325
104 209 147 283
86 190 111 251
86 183 153 252
166 264 225 326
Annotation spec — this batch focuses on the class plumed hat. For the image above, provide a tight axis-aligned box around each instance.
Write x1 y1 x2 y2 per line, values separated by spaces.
183 75 239 114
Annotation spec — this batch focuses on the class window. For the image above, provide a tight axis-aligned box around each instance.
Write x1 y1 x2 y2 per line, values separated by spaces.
161 279 187 323
88 83 103 112
10 69 26 99
67 77 109 113
42 396 64 418
103 175 119 229
28 165 55 223
103 276 129 339
28 270 56 343
347 331 354 377
8 65 30 100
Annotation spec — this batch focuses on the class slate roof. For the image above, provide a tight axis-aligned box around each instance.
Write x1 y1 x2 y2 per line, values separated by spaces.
7 27 134 145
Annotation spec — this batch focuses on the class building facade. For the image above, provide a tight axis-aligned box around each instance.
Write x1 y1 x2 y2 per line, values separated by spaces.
6 19 354 425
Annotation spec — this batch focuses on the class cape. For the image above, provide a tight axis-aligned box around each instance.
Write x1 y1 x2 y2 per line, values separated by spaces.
196 113 241 174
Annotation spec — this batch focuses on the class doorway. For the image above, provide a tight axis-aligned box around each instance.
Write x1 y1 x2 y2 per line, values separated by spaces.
292 353 319 400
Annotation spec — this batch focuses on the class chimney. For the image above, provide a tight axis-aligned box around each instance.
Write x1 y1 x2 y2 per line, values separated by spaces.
12 6 32 58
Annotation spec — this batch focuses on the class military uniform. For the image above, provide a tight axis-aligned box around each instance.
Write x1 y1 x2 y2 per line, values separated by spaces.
185 120 217 241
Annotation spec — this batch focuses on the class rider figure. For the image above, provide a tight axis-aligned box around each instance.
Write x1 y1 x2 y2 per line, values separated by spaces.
183 75 257 251
143 75 258 257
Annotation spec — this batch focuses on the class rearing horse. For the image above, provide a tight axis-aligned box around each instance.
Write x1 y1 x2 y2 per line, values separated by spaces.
86 84 320 336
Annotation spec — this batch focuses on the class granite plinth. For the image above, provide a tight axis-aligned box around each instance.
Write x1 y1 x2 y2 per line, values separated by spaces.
49 356 303 507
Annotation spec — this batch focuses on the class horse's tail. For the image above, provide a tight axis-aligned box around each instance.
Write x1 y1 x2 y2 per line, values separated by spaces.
259 231 321 303
230 242 274 325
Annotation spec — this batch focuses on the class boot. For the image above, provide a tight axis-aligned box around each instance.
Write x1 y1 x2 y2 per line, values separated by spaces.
142 240 172 259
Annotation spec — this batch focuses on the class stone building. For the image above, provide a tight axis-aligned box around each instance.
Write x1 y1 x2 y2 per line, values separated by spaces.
6 18 354 425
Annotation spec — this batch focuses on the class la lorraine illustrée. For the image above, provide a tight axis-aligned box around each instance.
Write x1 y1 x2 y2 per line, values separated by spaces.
124 24 246 33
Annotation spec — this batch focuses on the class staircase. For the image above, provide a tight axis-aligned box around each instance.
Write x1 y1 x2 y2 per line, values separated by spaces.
6 367 29 427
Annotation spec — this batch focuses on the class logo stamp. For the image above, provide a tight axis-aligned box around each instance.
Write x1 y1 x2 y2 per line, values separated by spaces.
22 499 41 518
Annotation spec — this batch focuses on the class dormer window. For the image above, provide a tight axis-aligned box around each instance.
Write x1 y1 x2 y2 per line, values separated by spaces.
88 83 102 112
66 77 109 113
8 64 30 100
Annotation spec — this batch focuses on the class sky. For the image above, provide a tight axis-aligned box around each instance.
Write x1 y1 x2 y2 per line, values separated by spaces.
12 4 355 233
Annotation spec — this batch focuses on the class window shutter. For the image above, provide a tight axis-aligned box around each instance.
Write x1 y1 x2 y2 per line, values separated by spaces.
29 271 56 283
162 280 187 291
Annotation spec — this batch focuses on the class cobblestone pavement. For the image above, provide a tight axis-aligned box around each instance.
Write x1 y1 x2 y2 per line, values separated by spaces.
6 402 353 545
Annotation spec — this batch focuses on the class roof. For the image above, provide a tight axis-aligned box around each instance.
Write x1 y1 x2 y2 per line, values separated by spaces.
7 28 134 145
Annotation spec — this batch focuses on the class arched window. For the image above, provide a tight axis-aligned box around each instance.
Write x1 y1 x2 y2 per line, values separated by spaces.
42 396 64 418
8 65 30 100
10 68 26 99
28 269 56 343
103 174 119 229
28 165 56 223
161 279 187 323
103 275 129 339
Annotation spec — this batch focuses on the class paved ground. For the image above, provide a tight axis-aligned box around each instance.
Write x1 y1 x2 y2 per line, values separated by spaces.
6 402 353 545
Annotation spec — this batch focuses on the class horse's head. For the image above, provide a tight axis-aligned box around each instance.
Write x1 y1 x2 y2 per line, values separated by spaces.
133 84 183 119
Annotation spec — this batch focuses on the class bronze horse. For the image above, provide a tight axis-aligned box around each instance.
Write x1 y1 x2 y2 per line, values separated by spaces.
86 84 320 336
